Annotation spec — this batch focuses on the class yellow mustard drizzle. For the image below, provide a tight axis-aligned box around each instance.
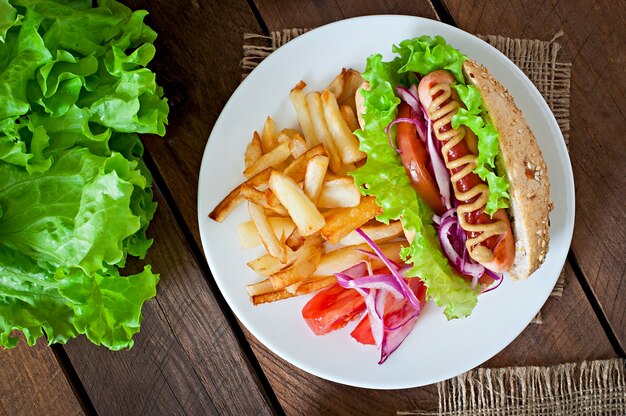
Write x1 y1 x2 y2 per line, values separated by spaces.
428 83 506 264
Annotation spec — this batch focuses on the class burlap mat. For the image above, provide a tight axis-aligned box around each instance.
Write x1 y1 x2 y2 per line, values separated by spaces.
401 359 626 416
241 29 569 324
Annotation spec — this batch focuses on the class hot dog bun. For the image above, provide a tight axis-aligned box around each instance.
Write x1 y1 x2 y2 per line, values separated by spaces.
462 60 552 280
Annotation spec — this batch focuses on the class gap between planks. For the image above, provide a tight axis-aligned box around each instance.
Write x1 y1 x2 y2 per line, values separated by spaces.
52 345 98 416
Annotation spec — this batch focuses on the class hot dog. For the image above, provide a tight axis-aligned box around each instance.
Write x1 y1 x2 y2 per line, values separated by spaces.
417 70 515 273
352 35 552 321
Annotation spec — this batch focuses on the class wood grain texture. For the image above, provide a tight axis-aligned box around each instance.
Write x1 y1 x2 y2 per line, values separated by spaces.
63 184 273 416
0 339 83 416
443 0 626 352
254 0 439 30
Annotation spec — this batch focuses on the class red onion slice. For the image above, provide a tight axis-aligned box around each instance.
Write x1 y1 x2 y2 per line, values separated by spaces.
355 229 422 311
481 269 504 294
437 213 485 284
396 86 420 112
337 273 405 300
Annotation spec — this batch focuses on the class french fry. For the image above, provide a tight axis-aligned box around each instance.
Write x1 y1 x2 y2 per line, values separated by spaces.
304 155 329 205
338 69 364 112
285 225 305 251
288 133 308 159
321 90 366 164
243 140 292 178
290 81 319 147
337 221 403 246
247 235 322 276
208 168 272 222
339 105 360 132
305 92 342 173
283 144 326 183
237 217 296 249
320 196 382 244
269 170 325 236
250 276 336 305
282 128 301 139
318 176 361 208
248 202 287 263
269 248 322 289
325 69 346 98
261 116 277 152
246 279 275 297
245 131 263 168
239 185 288 216
276 131 291 144
312 241 405 277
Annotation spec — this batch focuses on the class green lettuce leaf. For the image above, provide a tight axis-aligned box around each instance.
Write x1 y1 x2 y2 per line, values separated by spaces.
0 245 158 350
0 0 166 349
0 146 158 348
351 52 478 320
394 35 466 83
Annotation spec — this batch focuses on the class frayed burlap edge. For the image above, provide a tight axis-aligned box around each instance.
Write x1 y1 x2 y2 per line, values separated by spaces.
242 29 309 74
241 30 570 323
398 358 626 416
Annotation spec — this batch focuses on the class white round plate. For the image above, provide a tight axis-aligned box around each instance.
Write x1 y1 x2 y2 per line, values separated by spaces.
198 16 574 389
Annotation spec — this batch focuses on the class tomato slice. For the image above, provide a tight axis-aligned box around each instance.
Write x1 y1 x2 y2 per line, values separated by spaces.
302 284 366 335
396 102 446 215
351 314 375 345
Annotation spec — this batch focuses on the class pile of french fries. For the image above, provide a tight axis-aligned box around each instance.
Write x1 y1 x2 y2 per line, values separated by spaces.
209 69 409 305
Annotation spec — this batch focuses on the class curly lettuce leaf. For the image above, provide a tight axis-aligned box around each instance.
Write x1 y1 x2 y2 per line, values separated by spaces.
0 146 157 348
393 35 466 83
0 0 166 349
0 245 158 350
351 53 478 320
0 0 168 170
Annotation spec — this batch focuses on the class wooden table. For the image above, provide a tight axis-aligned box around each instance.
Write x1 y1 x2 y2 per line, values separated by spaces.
2 1 624 414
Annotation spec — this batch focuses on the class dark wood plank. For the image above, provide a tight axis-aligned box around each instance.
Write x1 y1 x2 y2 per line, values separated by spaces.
254 0 439 30
63 183 273 415
443 0 626 352
0 338 83 416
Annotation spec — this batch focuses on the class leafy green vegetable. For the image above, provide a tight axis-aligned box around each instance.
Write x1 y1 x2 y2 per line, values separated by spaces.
0 0 167 349
393 35 466 84
352 50 478 320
